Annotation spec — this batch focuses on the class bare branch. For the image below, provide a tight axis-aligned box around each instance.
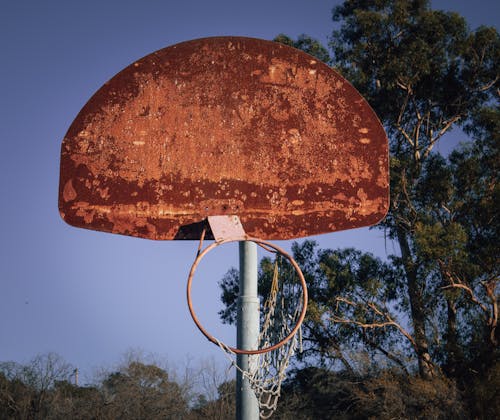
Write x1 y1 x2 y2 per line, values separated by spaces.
422 115 461 159
411 95 422 122
396 125 415 147
475 75 499 92
441 283 487 311
396 78 411 92
399 172 418 221
332 316 395 329
395 87 414 148
333 297 418 351
438 260 489 314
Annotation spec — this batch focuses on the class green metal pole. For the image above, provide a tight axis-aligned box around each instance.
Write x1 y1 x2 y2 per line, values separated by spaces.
236 241 260 420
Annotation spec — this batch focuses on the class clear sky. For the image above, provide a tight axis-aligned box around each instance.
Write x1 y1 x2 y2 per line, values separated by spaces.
1 0 498 383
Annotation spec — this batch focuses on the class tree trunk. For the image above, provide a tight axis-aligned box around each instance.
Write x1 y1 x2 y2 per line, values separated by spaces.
397 227 435 379
444 298 461 377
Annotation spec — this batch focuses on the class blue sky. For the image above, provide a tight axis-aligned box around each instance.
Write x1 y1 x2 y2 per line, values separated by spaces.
1 0 498 382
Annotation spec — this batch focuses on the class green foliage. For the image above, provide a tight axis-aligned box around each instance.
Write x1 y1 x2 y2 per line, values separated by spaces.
219 241 412 372
450 106 499 277
327 0 499 380
296 243 409 368
219 267 239 325
274 33 331 63
330 0 498 137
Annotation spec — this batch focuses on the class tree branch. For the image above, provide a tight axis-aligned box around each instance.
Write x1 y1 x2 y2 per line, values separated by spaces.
439 260 498 346
396 125 415 148
423 115 461 159
395 80 415 149
440 283 487 312
475 75 499 92
365 337 410 375
332 297 418 351
438 260 489 314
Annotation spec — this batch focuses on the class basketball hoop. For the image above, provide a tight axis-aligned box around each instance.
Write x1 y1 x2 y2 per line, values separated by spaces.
186 235 308 355
186 227 308 417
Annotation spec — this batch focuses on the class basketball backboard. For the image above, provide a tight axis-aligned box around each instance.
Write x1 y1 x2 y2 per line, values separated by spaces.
59 36 389 240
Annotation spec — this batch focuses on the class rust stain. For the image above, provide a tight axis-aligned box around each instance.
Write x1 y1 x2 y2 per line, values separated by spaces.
62 179 77 202
58 36 389 240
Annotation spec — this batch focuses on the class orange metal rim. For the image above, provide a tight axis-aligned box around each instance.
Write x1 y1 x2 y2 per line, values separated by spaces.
186 237 308 355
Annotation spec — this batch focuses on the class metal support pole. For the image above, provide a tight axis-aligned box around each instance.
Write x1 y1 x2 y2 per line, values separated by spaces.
236 241 260 420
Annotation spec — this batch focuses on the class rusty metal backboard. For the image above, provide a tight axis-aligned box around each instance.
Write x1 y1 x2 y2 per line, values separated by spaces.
59 36 389 240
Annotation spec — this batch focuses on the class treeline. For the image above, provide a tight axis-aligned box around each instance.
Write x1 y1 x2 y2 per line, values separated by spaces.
0 352 235 419
1 352 498 419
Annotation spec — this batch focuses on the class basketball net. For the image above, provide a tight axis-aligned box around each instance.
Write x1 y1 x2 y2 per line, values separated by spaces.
217 255 304 418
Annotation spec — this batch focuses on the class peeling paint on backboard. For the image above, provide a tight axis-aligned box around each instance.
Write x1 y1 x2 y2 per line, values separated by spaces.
59 36 389 240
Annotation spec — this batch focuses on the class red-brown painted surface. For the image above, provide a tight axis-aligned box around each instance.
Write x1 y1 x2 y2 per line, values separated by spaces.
59 36 389 240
